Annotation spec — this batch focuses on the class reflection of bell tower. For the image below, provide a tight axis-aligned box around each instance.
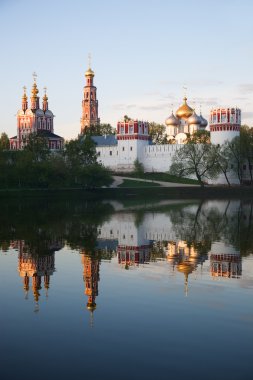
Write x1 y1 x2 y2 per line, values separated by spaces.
81 252 100 323
17 240 55 310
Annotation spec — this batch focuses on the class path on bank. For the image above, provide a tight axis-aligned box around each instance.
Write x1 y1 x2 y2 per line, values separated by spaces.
110 176 200 188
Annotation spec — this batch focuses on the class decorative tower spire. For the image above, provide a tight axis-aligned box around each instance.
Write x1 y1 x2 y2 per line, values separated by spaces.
23 273 29 299
30 72 39 110
80 56 100 134
43 86 48 112
81 252 100 326
22 86 28 112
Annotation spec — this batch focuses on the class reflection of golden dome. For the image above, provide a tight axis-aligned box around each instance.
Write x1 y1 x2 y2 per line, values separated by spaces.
176 97 193 120
85 67 95 77
87 302 96 311
177 262 194 275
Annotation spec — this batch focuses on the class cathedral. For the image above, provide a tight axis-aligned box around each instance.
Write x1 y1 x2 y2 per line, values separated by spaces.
165 97 208 144
10 74 64 151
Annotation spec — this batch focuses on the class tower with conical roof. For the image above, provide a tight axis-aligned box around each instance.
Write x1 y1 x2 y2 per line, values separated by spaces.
80 57 100 134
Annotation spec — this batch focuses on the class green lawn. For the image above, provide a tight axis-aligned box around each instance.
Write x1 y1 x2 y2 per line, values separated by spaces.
118 179 161 188
113 171 199 185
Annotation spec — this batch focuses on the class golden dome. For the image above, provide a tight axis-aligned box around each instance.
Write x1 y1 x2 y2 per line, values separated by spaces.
176 97 193 120
85 67 95 77
31 82 39 98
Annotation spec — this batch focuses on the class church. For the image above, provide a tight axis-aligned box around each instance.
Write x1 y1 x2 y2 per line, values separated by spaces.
10 74 64 151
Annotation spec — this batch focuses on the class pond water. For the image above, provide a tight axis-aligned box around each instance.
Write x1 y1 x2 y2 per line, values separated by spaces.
0 198 252 380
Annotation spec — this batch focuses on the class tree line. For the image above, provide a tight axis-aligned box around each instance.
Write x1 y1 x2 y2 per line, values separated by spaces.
0 132 112 189
169 126 253 186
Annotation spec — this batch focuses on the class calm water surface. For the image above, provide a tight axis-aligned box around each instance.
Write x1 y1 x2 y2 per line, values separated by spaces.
0 198 253 380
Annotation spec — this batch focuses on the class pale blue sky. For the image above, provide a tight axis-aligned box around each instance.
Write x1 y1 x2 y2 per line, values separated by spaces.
0 0 252 139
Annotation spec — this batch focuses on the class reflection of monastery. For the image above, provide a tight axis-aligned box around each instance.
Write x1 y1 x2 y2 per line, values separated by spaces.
13 239 63 311
210 242 242 278
11 200 243 315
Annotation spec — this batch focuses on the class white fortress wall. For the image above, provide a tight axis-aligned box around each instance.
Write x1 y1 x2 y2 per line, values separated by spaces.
141 143 179 172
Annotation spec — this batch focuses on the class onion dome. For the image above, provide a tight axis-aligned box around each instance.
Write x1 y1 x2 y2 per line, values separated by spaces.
176 97 193 120
22 86 27 101
43 93 48 102
85 67 95 77
31 82 39 98
187 110 201 125
199 113 208 127
165 111 180 126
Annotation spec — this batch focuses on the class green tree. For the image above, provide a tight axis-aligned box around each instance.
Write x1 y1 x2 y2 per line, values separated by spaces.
24 133 50 162
64 136 112 188
226 136 242 183
0 132 10 151
186 130 210 144
87 123 116 136
134 159 144 176
240 125 253 184
169 143 219 186
149 122 168 144
215 142 232 186
65 135 97 167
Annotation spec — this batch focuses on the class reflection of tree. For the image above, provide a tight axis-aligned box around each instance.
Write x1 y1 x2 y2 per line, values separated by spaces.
0 198 114 254
239 200 253 256
167 200 253 256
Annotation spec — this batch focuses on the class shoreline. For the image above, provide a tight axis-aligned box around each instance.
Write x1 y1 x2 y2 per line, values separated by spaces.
0 186 252 200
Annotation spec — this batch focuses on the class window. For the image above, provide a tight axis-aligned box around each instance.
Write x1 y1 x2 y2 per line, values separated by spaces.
243 165 246 170
97 151 100 156
86 93 88 98
110 151 112 155
122 147 125 151
130 147 133 151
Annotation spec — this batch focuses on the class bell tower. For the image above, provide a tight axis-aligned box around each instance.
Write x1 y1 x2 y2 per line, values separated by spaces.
80 55 100 134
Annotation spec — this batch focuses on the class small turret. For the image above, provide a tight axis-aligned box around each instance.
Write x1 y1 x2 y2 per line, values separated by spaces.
22 86 28 112
30 72 40 111
42 87 48 112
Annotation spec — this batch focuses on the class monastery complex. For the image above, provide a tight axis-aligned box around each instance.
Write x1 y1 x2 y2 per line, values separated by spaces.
9 65 243 184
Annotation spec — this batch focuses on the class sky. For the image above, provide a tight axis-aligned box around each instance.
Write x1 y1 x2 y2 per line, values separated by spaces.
0 0 253 139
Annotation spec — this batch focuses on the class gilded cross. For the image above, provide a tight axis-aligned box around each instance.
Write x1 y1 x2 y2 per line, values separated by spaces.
32 71 37 82
183 85 187 98
88 53 91 68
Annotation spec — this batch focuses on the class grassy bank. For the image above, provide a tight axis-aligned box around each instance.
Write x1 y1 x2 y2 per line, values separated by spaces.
118 179 161 188
113 171 199 185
